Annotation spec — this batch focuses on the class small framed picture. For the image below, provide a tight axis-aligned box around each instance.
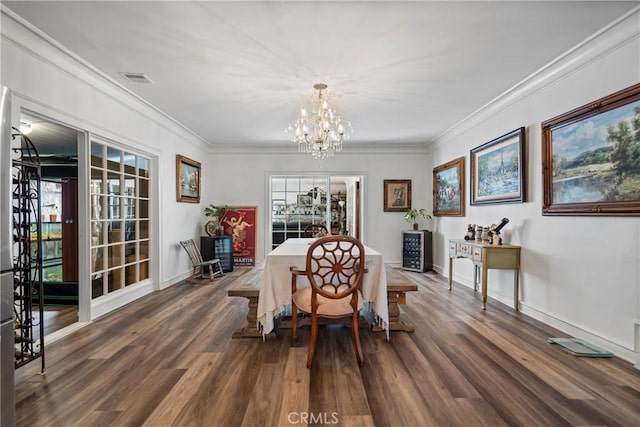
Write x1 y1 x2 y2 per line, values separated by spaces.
470 127 526 205
176 155 201 203
433 157 465 216
383 179 411 212
297 194 312 206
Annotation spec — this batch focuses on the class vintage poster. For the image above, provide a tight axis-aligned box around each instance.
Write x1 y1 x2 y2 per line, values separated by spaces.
221 206 257 266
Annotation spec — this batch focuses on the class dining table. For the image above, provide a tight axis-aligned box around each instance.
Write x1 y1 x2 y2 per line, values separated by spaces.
257 238 389 337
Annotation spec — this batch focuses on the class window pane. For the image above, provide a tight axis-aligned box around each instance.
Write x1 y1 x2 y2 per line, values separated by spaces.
139 199 149 219
124 176 135 197
106 147 121 171
108 244 123 268
138 157 149 178
124 198 136 219
91 220 106 245
300 178 314 190
108 268 123 292
140 261 149 280
91 168 103 194
90 194 103 221
91 246 104 273
125 242 137 261
92 272 105 298
124 220 136 241
107 172 120 195
91 142 104 168
108 197 121 219
139 240 149 260
125 264 136 286
139 178 149 198
139 220 149 239
108 221 123 243
123 152 136 172
285 178 299 192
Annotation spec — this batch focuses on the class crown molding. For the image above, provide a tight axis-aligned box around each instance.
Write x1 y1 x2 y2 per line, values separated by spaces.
0 6 210 150
210 141 429 155
430 6 640 145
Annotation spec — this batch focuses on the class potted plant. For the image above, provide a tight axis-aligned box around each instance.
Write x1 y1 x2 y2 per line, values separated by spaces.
43 201 59 222
403 208 431 230
204 204 236 236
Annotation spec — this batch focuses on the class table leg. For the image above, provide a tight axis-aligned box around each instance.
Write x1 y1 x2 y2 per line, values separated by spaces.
473 265 479 292
448 257 453 290
514 269 520 311
481 265 488 310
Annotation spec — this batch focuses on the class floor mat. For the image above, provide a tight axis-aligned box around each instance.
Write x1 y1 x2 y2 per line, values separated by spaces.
548 337 613 357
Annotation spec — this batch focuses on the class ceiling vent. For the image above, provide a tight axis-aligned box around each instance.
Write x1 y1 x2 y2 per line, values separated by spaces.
119 72 154 84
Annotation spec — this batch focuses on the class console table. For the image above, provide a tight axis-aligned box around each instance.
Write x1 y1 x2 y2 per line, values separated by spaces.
448 239 521 310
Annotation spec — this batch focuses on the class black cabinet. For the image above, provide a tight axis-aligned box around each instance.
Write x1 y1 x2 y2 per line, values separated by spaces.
201 236 234 273
402 230 432 272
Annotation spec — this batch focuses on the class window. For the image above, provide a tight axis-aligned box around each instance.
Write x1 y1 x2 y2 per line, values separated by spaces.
90 141 150 298
270 176 329 250
269 174 363 249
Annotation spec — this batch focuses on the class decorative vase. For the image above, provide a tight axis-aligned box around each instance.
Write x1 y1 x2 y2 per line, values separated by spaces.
412 223 419 230
205 220 218 236
49 214 58 222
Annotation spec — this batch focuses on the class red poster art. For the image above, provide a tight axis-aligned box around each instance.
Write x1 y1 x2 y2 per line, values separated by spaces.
221 206 257 266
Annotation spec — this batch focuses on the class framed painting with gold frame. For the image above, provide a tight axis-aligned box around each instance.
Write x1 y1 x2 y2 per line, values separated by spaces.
433 157 465 217
176 155 201 203
542 83 640 216
383 179 411 212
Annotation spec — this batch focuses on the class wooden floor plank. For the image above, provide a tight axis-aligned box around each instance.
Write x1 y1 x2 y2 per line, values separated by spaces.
13 267 640 427
276 346 310 426
239 356 286 427
143 352 224 426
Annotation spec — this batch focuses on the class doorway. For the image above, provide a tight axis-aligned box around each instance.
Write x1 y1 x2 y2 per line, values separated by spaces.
268 174 363 250
20 112 79 336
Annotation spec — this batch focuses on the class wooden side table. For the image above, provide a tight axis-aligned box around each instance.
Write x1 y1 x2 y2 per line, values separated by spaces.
448 239 521 310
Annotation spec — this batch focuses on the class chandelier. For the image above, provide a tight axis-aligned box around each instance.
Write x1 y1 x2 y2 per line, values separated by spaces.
286 83 353 159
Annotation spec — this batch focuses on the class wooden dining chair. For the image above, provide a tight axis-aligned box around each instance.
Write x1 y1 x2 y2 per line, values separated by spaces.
303 223 329 238
180 239 224 283
290 235 366 368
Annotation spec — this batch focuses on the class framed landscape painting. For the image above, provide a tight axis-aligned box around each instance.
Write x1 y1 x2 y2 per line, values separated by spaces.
176 155 201 203
542 83 640 216
433 157 465 216
470 127 526 205
383 179 411 212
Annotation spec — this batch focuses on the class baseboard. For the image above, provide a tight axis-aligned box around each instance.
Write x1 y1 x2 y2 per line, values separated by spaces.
520 302 637 366
435 263 638 366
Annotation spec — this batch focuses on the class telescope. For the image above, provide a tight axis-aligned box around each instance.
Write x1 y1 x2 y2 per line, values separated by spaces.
493 217 509 233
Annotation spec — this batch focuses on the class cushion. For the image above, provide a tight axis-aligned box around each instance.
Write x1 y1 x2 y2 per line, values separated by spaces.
292 287 364 317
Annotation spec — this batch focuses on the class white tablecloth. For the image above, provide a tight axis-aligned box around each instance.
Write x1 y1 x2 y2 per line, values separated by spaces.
257 238 389 335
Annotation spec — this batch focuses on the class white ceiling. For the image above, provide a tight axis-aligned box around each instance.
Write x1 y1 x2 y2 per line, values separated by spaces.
4 1 638 148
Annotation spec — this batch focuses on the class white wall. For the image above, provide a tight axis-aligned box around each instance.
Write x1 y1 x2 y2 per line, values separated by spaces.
205 147 429 265
426 9 640 364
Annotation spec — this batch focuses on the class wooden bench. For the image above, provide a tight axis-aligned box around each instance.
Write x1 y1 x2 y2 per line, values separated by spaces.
227 264 263 338
372 265 419 332
227 263 419 338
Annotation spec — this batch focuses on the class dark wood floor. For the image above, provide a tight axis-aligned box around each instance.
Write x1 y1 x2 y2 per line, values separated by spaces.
41 305 78 336
15 267 640 426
